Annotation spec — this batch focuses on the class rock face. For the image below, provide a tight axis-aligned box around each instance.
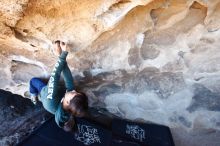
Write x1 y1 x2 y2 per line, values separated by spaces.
0 0 220 146
0 89 50 146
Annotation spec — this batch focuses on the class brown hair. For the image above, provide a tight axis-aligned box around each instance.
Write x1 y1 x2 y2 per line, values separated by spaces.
68 92 88 117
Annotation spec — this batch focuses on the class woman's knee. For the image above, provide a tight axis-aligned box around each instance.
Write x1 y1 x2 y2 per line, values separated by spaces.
30 77 41 83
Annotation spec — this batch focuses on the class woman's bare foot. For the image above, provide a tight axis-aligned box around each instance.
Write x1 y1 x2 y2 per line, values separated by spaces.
24 91 38 105
53 40 62 56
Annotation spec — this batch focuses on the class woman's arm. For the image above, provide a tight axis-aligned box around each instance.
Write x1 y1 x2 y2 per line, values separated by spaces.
47 51 68 99
62 62 75 92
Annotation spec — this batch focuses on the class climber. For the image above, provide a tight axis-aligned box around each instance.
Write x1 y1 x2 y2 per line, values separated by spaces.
27 41 88 132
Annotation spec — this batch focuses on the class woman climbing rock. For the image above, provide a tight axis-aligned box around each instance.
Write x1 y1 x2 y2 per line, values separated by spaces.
27 41 88 132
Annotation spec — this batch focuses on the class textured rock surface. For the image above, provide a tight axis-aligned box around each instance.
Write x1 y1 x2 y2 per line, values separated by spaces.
0 0 220 145
0 89 51 146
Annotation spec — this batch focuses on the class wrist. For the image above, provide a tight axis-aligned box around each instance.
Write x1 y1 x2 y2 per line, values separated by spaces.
59 51 68 59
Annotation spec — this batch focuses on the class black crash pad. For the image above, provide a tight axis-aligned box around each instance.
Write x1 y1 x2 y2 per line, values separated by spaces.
112 118 175 146
17 117 112 146
111 139 141 146
17 115 174 146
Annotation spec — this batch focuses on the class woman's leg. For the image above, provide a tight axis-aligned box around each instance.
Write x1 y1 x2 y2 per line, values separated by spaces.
29 77 46 97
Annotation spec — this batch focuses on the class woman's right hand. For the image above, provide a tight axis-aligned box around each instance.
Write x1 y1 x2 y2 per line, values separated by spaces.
53 40 62 56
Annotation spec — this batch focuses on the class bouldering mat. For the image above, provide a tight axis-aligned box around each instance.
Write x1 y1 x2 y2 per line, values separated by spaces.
17 114 175 146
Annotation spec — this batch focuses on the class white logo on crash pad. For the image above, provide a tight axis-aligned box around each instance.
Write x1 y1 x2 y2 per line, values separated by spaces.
126 124 145 142
75 124 101 145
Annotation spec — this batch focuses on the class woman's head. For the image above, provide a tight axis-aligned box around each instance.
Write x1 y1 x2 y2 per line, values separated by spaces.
62 90 88 117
